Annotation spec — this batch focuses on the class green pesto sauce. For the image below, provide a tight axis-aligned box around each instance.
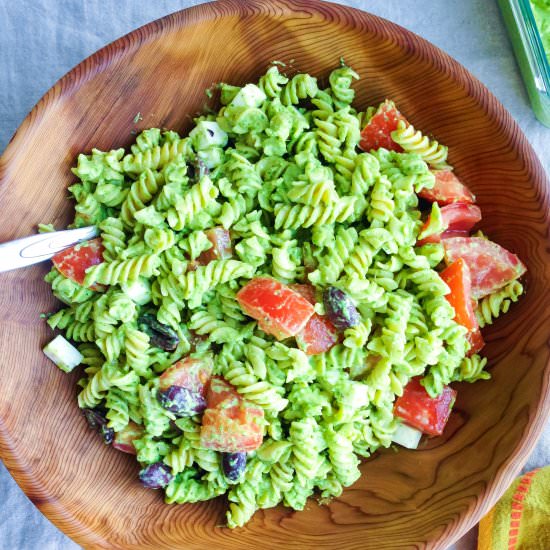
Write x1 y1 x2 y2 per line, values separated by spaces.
531 0 550 61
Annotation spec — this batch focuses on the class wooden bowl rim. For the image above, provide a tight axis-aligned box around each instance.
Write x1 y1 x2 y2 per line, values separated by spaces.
1 0 549 548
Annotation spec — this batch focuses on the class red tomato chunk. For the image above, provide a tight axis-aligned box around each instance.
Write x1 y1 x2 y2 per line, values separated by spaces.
200 376 264 452
52 238 104 285
358 100 407 152
394 377 457 436
419 170 476 205
466 328 485 356
418 203 482 245
197 227 233 265
439 258 479 333
289 284 338 355
289 283 317 305
159 357 213 397
440 258 485 355
443 237 526 300
296 313 339 355
200 406 263 452
206 376 241 409
112 422 144 454
441 204 482 232
236 277 314 340
438 229 470 240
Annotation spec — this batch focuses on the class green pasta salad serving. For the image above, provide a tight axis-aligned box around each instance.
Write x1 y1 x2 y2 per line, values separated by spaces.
41 63 527 528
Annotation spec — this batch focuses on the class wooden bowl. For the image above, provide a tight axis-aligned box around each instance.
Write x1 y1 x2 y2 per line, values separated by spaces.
0 1 549 548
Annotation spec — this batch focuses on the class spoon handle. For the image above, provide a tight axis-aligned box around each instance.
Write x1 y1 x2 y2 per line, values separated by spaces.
0 226 98 273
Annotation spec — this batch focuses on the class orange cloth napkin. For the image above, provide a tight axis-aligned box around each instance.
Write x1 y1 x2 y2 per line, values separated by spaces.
478 467 549 550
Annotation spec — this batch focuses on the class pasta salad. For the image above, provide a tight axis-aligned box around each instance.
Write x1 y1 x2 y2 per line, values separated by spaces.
42 63 526 528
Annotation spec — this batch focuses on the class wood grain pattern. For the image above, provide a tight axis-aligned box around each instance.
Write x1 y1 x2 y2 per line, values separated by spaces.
0 0 549 548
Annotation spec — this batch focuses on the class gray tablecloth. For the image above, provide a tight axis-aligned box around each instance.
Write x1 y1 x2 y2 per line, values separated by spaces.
0 1 548 549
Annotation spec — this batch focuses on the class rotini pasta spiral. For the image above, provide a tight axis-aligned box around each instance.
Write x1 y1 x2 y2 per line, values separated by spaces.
326 428 361 486
105 386 136 431
73 194 106 228
309 226 358 284
125 327 151 377
139 382 172 437
216 194 248 229
333 148 358 193
329 65 359 107
271 242 302 283
351 152 380 195
367 175 395 223
165 474 226 505
156 299 182 332
160 259 254 308
99 217 127 261
166 176 219 231
314 115 341 163
286 177 337 206
476 281 523 328
85 254 160 287
122 137 194 175
65 320 96 342
189 310 240 344
224 151 263 198
144 227 176 254
391 120 449 168
163 436 195 474
94 183 128 208
120 169 163 226
131 128 161 154
96 329 124 362
280 73 318 106
274 196 356 229
258 65 289 98
343 320 372 348
453 354 490 383
289 417 323 486
78 363 138 409
344 227 393 279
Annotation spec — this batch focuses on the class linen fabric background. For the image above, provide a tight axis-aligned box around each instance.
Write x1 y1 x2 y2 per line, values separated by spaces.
0 1 548 549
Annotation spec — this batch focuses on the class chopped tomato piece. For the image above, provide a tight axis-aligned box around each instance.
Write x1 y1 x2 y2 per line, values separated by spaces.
289 284 338 355
394 377 456 436
418 203 482 245
112 422 144 454
358 100 407 152
200 376 264 452
439 258 484 354
237 277 314 340
52 238 104 285
197 227 232 265
443 237 526 299
289 283 317 305
296 313 339 355
439 229 470 240
159 357 213 397
206 376 241 409
439 258 478 332
419 170 476 205
200 404 264 452
466 328 485 356
440 204 482 232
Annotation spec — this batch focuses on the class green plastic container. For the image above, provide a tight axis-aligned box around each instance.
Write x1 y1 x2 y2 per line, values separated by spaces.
499 0 550 127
